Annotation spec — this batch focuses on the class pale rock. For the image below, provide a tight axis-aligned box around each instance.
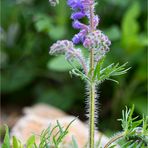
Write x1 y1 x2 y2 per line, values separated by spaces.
23 103 66 119
11 104 109 147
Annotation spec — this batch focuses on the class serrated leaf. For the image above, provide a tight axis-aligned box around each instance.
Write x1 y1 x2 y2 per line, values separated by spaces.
98 62 130 82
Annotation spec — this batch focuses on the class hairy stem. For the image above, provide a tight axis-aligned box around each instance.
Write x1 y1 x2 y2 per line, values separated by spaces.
89 83 95 148
89 1 95 148
76 54 88 74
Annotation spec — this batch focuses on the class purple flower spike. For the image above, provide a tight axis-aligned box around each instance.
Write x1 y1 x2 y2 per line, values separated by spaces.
67 0 102 46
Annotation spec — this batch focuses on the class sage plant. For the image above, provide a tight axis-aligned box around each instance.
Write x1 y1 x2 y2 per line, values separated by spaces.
49 0 129 147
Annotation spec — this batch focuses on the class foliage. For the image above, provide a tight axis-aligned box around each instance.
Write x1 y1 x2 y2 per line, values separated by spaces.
1 107 147 148
104 105 148 148
94 60 130 84
1 119 78 148
2 125 10 148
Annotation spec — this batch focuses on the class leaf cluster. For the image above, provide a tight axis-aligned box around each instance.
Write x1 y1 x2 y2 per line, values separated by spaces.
93 58 130 84
1 118 79 148
70 56 130 85
105 105 148 148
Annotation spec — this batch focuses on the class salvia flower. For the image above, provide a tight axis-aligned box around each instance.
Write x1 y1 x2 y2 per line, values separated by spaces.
83 30 111 50
49 40 87 73
68 0 99 45
83 30 111 61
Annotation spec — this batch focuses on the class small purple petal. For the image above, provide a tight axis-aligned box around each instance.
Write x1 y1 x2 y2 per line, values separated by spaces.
72 20 88 30
71 11 85 19
94 15 100 28
72 29 88 44
67 0 83 10
79 29 87 42
72 34 81 44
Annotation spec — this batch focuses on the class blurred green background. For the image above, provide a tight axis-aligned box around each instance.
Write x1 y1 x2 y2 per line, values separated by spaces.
1 0 147 134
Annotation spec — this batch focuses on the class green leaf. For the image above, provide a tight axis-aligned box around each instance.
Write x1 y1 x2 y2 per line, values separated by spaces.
130 97 147 116
47 55 71 71
34 14 52 33
12 136 19 148
13 136 24 148
2 125 10 148
57 120 63 134
109 145 117 148
106 78 119 84
39 126 52 148
93 57 105 80
48 26 66 40
132 119 143 129
106 0 129 7
36 87 75 110
1 65 36 93
98 62 130 83
26 135 36 148
135 58 147 81
121 140 133 148
105 25 121 41
72 136 79 148
121 2 146 52
47 55 80 72
55 0 69 25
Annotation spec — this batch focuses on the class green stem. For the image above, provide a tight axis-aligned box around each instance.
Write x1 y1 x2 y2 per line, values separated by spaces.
104 132 124 148
89 82 95 148
89 1 95 148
